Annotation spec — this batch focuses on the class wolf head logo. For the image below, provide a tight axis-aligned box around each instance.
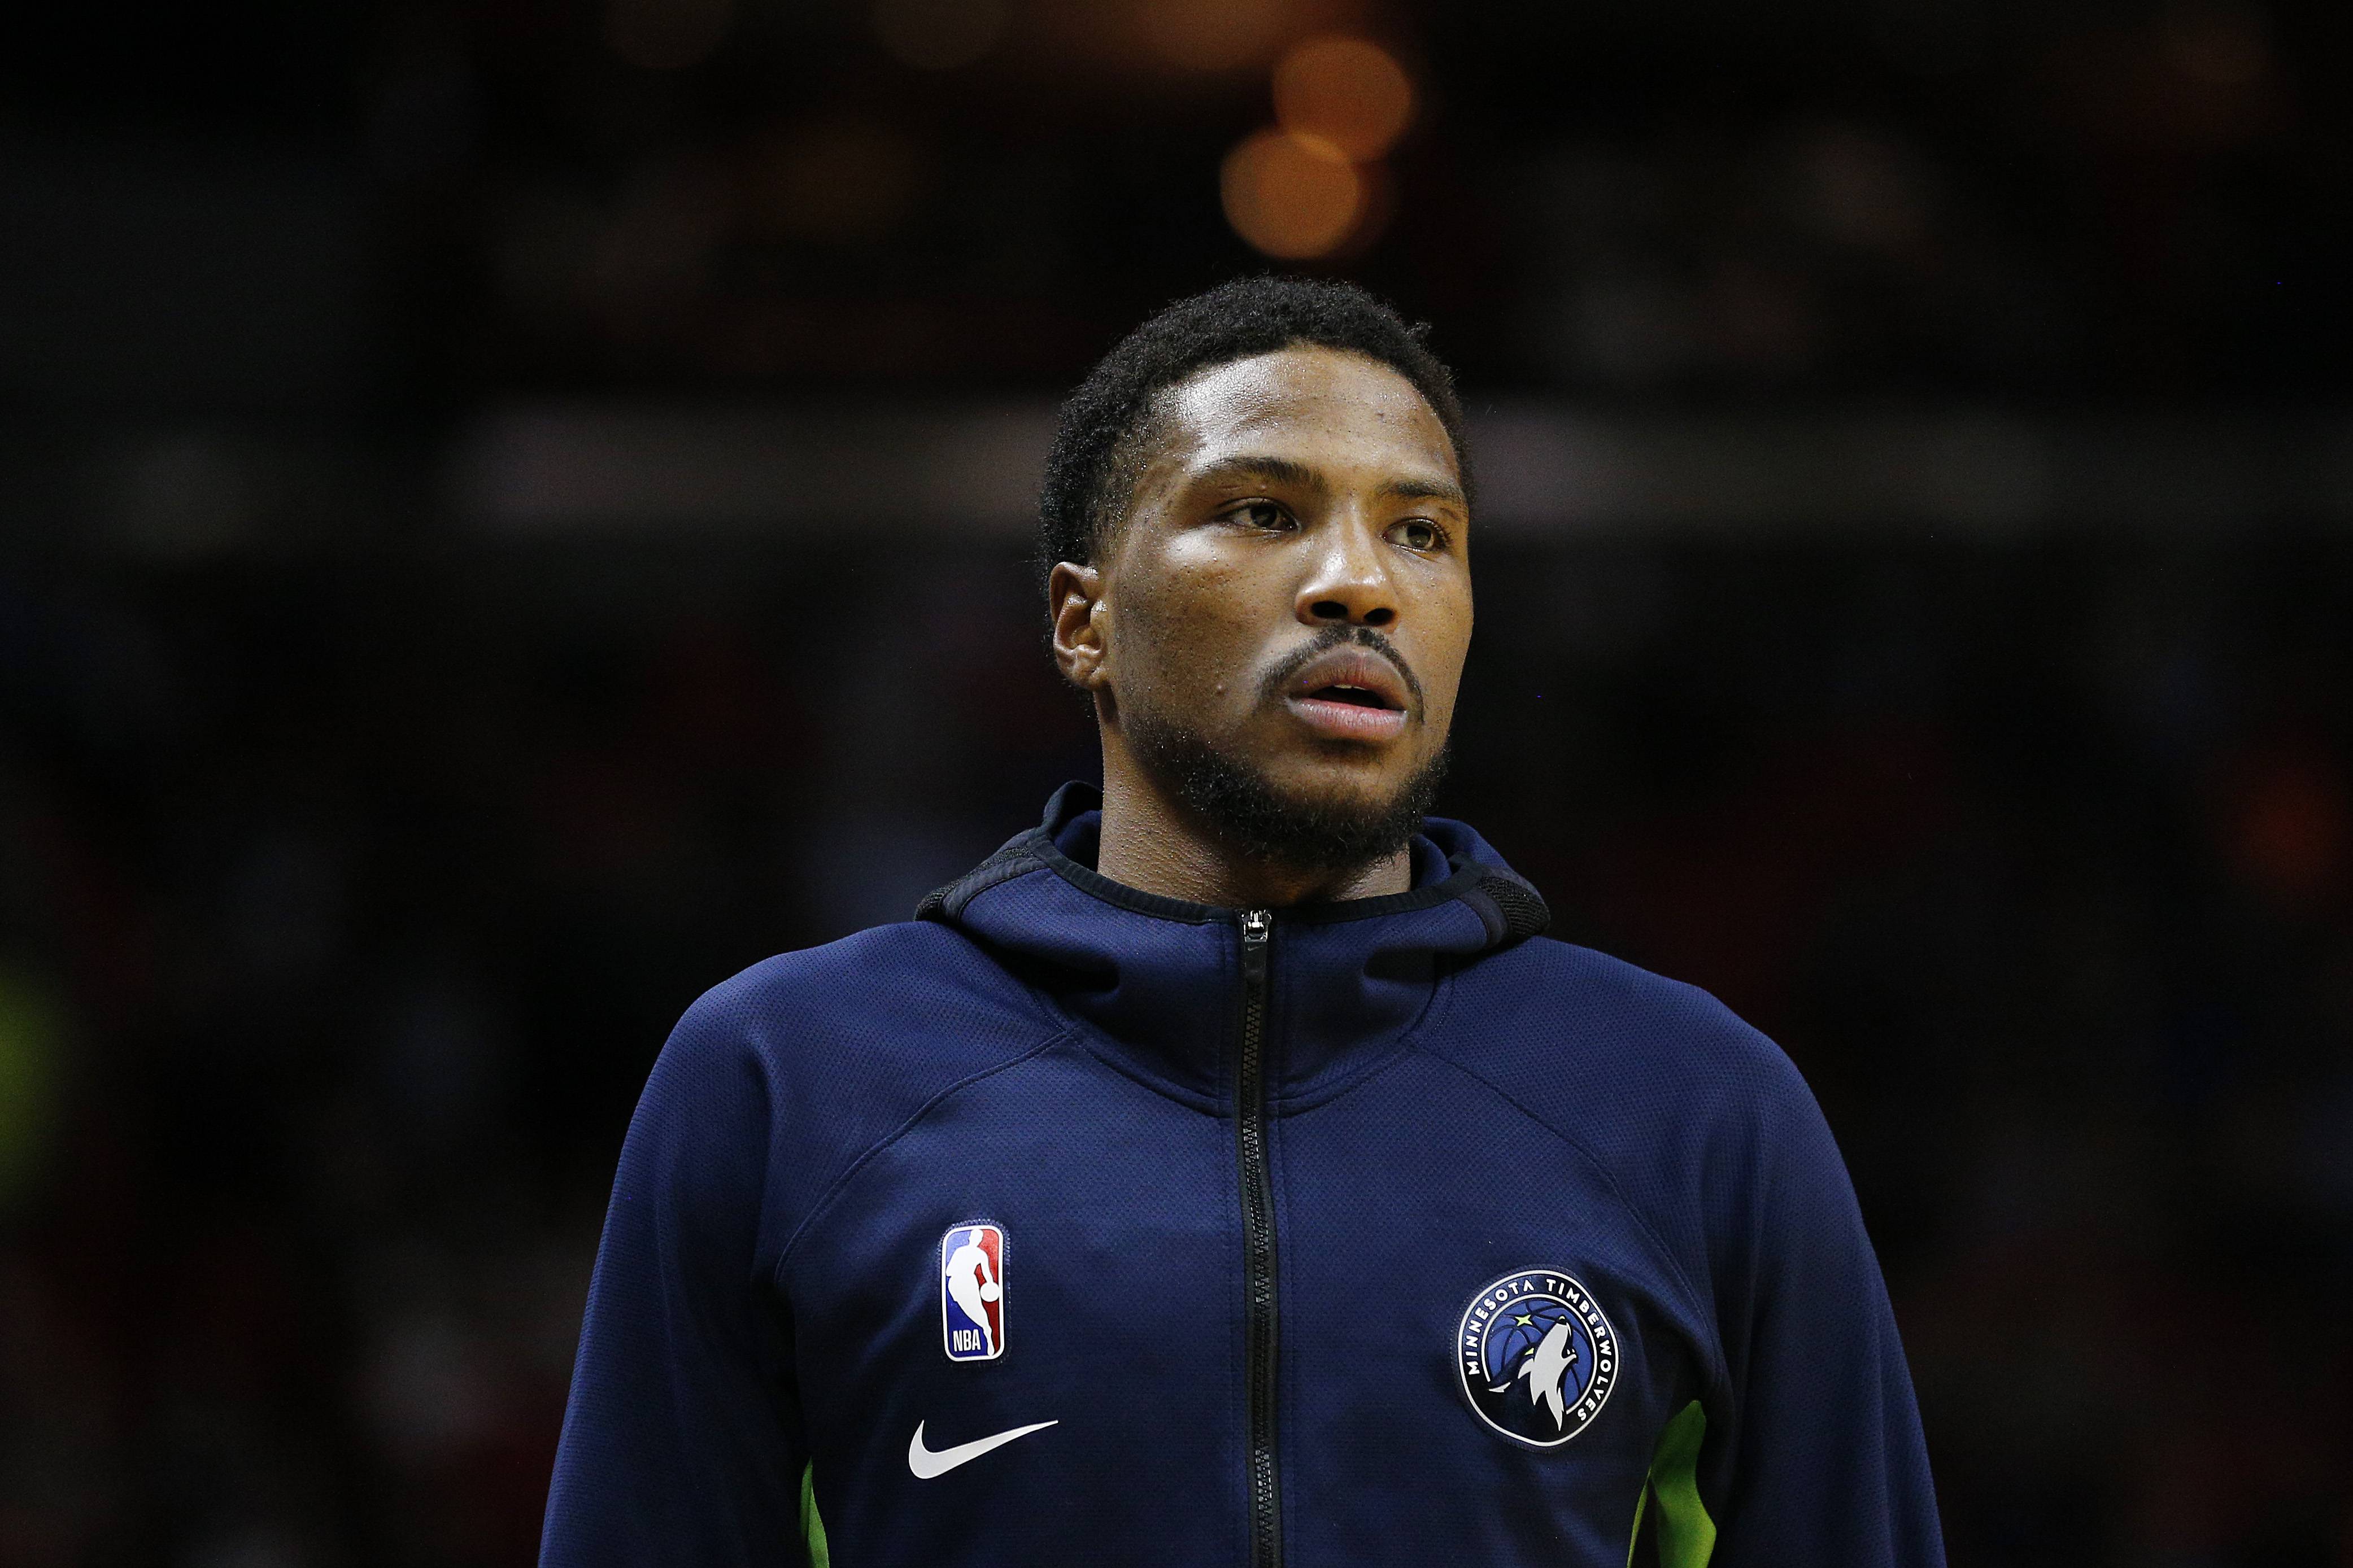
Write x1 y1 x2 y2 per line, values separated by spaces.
1458 1269 1618 1448
1501 1320 1578 1429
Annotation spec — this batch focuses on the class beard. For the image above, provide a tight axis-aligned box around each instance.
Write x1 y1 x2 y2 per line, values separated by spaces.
1121 696 1449 880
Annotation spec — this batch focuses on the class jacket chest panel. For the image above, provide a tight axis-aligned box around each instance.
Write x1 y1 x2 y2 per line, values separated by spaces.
1271 1058 1696 1565
786 1061 1248 1564
784 1051 1699 1567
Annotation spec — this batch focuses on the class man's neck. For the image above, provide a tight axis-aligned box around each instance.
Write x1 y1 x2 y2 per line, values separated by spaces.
1091 750 1413 909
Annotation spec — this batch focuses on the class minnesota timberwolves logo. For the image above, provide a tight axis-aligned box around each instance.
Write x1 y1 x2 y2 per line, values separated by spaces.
1457 1268 1618 1447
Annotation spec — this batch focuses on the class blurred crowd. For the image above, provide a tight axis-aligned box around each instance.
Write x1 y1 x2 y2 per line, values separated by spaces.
6 0 2347 417
3 0 2352 1563
0 541 1087 1565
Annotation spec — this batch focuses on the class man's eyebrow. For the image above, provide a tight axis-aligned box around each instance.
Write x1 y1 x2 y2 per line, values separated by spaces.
1187 456 1467 509
1376 474 1468 508
1188 455 1326 492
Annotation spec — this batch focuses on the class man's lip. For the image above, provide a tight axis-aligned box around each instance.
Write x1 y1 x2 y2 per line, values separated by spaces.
1280 644 1414 743
1284 647 1411 713
1286 693 1410 743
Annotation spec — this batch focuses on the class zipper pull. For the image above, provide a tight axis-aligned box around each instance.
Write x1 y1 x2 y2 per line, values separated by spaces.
1239 909 1272 985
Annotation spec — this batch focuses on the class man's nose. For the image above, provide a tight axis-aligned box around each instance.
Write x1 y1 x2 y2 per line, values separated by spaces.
1296 517 1398 629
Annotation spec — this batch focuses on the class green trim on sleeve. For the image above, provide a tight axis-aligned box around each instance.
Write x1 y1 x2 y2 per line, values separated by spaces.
1627 1400 1715 1568
800 1461 831 1568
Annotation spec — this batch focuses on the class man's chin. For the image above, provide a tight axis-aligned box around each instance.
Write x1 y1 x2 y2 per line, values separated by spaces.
1254 766 1415 822
1126 708 1449 878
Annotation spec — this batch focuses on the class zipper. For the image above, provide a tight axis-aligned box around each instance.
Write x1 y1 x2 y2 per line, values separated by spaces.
1236 908 1282 1568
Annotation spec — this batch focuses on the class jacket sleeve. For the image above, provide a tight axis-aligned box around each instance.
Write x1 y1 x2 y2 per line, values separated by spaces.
1703 1061 1945 1567
540 997 813 1567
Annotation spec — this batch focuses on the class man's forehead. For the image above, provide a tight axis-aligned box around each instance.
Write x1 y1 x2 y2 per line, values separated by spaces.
1157 347 1458 474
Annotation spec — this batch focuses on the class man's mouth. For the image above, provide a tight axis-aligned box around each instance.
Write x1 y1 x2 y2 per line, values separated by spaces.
1283 645 1414 743
1304 683 1398 710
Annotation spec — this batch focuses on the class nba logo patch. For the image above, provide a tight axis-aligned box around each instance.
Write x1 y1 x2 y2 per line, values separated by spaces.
939 1224 1006 1362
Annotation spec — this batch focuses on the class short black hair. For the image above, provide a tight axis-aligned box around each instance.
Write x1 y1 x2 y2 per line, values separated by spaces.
1036 277 1469 589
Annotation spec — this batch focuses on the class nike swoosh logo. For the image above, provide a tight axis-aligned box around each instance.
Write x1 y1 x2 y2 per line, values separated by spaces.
907 1419 1059 1479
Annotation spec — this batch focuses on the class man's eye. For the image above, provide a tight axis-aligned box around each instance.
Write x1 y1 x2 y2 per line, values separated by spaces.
1389 518 1441 551
1225 500 1291 531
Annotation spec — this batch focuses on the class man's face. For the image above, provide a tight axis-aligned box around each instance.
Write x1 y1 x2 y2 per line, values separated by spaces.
1081 346 1472 846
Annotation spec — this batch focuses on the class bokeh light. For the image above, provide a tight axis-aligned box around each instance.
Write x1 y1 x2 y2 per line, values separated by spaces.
1221 128 1362 259
1272 35 1414 161
604 0 733 70
874 0 1009 71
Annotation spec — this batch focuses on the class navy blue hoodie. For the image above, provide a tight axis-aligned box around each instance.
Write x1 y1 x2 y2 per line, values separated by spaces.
541 784 1943 1566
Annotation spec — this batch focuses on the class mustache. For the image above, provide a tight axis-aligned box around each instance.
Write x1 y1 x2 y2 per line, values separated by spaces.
1257 623 1426 713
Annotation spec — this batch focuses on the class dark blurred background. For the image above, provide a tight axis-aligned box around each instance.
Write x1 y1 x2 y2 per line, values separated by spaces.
4 0 2352 1562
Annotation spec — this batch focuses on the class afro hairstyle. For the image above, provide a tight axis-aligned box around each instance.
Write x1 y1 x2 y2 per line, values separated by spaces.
1035 276 1469 596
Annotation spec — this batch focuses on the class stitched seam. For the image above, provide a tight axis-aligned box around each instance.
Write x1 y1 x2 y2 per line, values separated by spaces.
914 915 1235 1115
1272 1038 1420 1119
1415 1043 1731 1395
925 916 1110 1044
773 1029 1074 1278
1271 963 1458 1115
990 940 1233 1115
1064 1019 1227 1115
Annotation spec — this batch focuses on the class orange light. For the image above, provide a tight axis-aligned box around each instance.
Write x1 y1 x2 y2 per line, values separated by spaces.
1221 128 1362 259
1273 35 1413 161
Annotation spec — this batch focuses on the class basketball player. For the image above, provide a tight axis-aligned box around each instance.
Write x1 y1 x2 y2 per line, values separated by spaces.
540 278 1944 1566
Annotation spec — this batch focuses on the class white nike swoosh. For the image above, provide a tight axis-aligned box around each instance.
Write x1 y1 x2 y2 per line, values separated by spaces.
906 1418 1059 1479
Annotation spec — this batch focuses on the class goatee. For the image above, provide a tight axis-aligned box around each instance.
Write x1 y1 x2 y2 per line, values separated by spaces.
1122 707 1449 879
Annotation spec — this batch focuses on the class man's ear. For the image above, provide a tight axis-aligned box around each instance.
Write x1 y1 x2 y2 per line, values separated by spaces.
1048 562 1108 692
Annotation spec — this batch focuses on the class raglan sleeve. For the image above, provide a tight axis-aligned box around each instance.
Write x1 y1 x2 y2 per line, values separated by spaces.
1704 1054 1945 1567
539 989 815 1567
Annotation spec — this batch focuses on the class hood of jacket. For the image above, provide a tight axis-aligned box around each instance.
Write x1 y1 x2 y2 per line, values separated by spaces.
916 781 1548 1110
